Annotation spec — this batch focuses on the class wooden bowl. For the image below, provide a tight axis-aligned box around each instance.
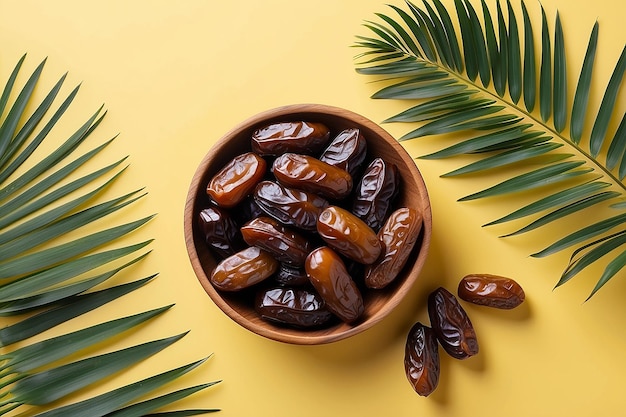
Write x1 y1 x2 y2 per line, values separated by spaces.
184 104 432 344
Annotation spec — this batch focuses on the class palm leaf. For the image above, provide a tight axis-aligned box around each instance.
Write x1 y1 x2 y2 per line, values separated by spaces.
0 275 157 348
104 383 220 417
570 22 599 143
441 142 566 177
506 0 522 103
484 180 612 226
31 359 215 417
0 244 151 307
355 0 626 299
0 56 218 415
520 0 535 111
144 411 220 417
0 305 173 376
589 46 626 157
0 216 154 279
538 5 552 123
5 332 187 407
501 191 620 237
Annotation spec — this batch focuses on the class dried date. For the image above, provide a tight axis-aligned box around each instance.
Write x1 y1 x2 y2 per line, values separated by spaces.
319 128 367 177
272 153 353 200
206 152 267 208
317 205 381 265
404 322 440 397
255 286 333 328
365 207 423 289
253 180 329 231
458 274 525 309
352 157 399 231
241 216 311 266
274 263 309 286
305 246 364 323
198 206 244 259
428 287 479 359
210 246 278 291
251 121 330 156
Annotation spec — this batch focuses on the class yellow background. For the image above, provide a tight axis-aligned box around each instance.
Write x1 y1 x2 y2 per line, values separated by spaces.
0 0 625 416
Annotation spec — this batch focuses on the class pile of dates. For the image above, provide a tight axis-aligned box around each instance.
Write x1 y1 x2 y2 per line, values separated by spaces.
405 274 525 396
197 121 424 328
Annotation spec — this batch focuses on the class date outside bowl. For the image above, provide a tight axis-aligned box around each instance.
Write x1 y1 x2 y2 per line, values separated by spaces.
183 103 432 345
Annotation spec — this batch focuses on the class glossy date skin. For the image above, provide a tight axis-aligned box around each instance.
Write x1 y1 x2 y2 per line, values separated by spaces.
428 287 479 360
319 128 367 177
251 121 330 156
210 246 278 291
255 286 333 328
198 206 244 259
272 153 353 200
352 157 399 231
365 207 423 289
206 152 267 208
274 264 309 286
458 274 525 309
404 322 440 397
253 180 329 231
305 247 364 323
240 216 311 266
317 206 382 265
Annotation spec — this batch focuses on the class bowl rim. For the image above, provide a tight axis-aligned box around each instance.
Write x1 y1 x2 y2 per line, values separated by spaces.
183 103 432 344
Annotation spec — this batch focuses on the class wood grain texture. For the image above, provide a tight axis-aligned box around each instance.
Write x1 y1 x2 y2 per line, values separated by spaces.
183 103 432 344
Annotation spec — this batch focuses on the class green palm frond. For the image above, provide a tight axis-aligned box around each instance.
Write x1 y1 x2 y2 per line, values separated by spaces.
31 359 217 417
0 56 218 415
354 0 626 299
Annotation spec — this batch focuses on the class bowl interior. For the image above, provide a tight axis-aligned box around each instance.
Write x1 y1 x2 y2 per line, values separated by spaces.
184 104 432 344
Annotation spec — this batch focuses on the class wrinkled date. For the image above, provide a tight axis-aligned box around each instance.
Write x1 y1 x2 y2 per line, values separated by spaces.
210 246 278 291
241 216 311 267
458 274 525 309
206 152 266 208
428 287 479 359
253 180 329 231
305 247 364 323
251 121 330 156
352 157 400 231
255 286 334 328
198 206 244 259
319 128 367 177
365 207 423 289
404 322 440 397
317 205 381 265
272 153 353 200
